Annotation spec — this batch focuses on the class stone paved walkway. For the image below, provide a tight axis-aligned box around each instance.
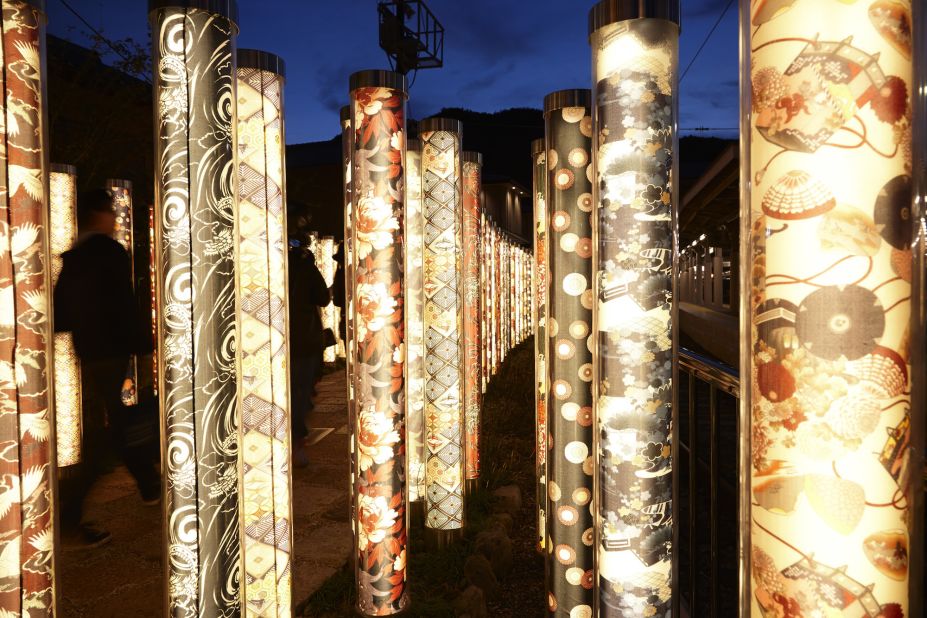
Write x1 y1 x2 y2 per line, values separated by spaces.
59 369 352 616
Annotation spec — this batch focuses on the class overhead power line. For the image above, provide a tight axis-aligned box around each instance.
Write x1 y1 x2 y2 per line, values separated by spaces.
680 0 736 84
56 0 151 84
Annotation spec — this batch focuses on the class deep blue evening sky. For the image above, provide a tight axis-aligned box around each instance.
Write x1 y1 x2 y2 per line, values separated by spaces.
47 0 739 144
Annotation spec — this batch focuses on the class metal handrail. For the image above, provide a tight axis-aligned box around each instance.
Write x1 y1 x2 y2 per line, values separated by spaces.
678 348 739 397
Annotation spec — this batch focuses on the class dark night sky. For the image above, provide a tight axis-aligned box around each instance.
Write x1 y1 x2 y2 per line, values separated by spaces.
46 0 739 144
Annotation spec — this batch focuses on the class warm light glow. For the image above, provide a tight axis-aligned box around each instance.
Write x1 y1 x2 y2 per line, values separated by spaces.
50 166 82 468
405 144 426 502
0 2 56 611
421 119 465 531
236 56 293 617
150 4 240 614
350 71 409 614
319 236 336 362
592 11 678 614
743 3 915 616
148 205 158 398
109 180 138 406
543 92 595 616
462 154 483 483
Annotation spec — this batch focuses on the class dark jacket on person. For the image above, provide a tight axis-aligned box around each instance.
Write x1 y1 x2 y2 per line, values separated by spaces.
54 233 145 362
288 247 331 360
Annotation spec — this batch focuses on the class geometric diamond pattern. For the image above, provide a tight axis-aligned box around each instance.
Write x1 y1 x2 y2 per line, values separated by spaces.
421 127 465 531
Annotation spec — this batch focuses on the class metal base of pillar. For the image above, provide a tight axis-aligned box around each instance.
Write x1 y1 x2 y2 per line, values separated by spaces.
425 527 464 550
465 477 480 497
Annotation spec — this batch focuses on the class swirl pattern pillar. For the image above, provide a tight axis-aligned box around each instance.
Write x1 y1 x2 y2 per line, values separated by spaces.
533 138 550 550
349 70 408 615
50 164 82 469
149 1 240 614
0 0 56 611
420 117 465 541
543 90 595 616
236 49 292 617
741 1 922 616
590 1 679 614
462 151 483 491
405 139 426 504
109 179 139 407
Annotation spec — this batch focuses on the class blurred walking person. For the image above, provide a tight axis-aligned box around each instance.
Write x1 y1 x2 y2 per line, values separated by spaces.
54 189 159 547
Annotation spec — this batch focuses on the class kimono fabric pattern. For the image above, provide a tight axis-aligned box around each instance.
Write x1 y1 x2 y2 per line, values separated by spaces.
533 139 549 551
421 121 465 533
236 58 293 617
350 77 409 615
150 4 241 615
544 92 595 617
0 0 56 613
461 155 482 485
591 12 678 616
746 1 915 616
405 143 426 504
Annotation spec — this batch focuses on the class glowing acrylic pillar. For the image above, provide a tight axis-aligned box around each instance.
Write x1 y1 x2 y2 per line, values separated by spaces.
590 1 679 614
236 49 293 617
349 70 408 615
149 1 240 614
50 164 82 469
0 0 56 612
480 209 489 394
405 138 426 504
319 236 336 363
462 151 483 492
148 204 158 398
533 138 549 552
543 89 595 617
108 179 139 407
420 117 465 542
340 104 357 547
741 1 922 615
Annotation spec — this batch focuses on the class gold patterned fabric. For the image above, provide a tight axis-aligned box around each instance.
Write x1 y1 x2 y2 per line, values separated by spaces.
0 0 56 612
745 2 915 615
591 16 678 616
461 158 482 483
236 62 293 618
50 167 82 469
150 5 240 615
405 146 426 503
110 181 139 407
421 125 465 531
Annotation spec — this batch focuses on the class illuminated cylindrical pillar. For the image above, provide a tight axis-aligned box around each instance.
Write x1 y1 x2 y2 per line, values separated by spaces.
50 164 82 469
533 138 550 550
741 2 921 616
236 49 293 617
590 1 679 614
349 70 408 615
406 138 427 504
109 179 139 407
148 204 159 397
420 117 465 541
149 1 240 613
340 104 357 549
480 210 492 394
319 236 336 362
462 151 483 491
0 0 56 612
543 89 595 616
